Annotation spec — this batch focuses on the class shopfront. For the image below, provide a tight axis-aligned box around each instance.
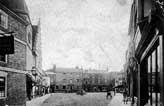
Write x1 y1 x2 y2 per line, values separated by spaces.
136 16 164 106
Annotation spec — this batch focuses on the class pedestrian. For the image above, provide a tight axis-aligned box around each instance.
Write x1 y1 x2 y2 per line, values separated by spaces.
123 89 128 104
106 90 112 99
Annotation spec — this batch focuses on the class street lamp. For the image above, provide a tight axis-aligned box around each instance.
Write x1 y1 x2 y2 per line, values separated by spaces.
31 66 38 97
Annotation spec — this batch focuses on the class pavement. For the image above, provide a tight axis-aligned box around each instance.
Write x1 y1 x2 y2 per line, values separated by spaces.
26 94 52 106
108 93 131 106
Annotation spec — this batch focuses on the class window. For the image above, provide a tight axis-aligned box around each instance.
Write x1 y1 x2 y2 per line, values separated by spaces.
0 30 7 63
0 54 6 62
56 86 58 90
63 79 66 83
70 79 73 84
76 79 79 83
63 86 66 89
147 45 160 106
0 77 6 98
85 81 88 84
28 32 32 44
0 10 8 29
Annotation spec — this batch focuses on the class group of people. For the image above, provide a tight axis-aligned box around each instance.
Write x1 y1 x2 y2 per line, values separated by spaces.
106 88 129 104
106 90 113 99
123 89 128 104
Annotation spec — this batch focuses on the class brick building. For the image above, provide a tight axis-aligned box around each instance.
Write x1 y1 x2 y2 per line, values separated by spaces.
46 66 116 93
0 0 43 106
82 70 115 92
46 67 82 93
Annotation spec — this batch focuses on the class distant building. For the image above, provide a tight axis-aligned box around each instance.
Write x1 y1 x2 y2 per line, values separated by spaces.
54 67 82 92
114 71 126 93
82 69 115 92
46 67 115 92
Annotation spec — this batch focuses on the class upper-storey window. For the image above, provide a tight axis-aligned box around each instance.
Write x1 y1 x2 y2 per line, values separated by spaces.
0 10 8 29
143 0 153 17
0 30 7 63
28 32 32 44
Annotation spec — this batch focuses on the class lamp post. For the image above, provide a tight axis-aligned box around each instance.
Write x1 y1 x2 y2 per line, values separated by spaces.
31 66 38 97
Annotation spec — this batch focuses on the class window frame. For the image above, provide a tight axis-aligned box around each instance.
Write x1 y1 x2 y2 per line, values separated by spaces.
28 32 32 44
0 30 8 63
0 54 7 63
0 71 7 99
0 9 8 29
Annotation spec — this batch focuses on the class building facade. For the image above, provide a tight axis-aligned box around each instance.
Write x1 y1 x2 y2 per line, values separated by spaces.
54 68 82 93
127 0 164 106
82 72 112 92
0 1 43 106
46 67 116 93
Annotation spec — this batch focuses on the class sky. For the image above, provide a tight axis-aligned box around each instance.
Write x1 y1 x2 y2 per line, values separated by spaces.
26 0 132 72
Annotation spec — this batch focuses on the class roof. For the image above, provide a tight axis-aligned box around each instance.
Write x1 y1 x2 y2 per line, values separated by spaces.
0 0 29 16
45 71 56 75
55 68 80 73
85 69 108 73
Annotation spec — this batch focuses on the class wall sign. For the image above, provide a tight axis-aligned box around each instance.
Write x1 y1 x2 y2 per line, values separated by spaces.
0 35 14 54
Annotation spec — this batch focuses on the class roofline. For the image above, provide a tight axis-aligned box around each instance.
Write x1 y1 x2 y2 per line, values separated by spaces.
0 2 30 26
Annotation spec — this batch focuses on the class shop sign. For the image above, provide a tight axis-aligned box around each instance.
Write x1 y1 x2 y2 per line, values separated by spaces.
0 35 14 54
134 27 141 50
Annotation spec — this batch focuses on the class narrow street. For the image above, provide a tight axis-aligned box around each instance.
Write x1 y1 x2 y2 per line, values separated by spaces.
41 93 111 106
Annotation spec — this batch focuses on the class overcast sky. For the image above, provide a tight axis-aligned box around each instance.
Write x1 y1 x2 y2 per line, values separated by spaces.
26 0 132 71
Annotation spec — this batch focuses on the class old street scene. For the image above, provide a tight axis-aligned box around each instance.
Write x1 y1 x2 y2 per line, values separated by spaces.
0 0 164 106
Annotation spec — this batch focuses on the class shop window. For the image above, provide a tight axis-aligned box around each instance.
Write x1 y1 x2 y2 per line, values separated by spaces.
147 45 160 106
0 10 8 29
0 77 6 98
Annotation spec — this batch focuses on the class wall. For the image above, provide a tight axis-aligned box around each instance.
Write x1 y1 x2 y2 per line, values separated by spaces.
0 4 31 106
7 72 26 106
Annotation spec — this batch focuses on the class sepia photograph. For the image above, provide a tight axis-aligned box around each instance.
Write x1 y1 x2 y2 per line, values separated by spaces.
0 0 163 106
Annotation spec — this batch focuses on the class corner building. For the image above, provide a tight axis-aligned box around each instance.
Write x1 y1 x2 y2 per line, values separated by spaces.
0 0 40 106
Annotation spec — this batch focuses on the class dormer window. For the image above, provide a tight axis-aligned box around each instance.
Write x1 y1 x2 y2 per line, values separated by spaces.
0 10 8 29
